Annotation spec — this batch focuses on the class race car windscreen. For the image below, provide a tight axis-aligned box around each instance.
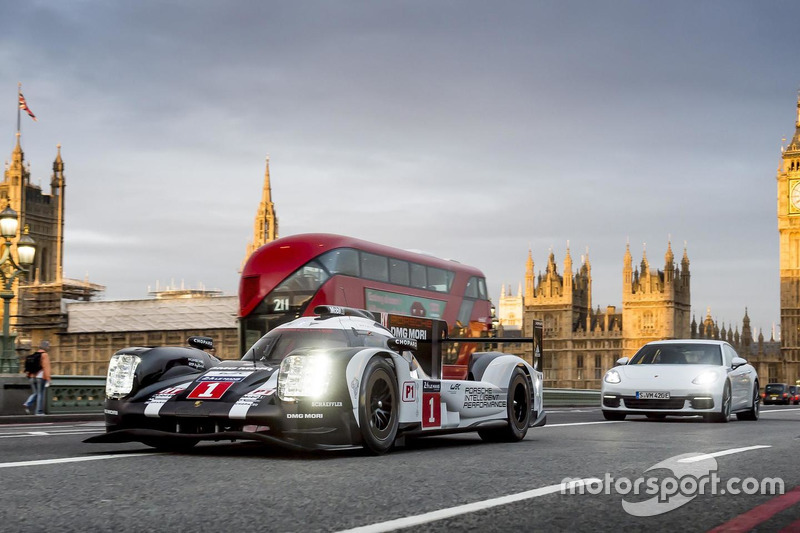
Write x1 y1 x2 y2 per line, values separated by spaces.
242 328 351 363
628 344 722 365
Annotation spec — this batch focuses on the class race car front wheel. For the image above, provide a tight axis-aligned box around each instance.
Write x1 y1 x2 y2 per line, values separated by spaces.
358 357 399 455
478 367 530 442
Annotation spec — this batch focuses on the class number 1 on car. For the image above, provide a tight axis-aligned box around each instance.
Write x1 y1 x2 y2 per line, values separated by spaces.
422 391 441 429
187 381 234 400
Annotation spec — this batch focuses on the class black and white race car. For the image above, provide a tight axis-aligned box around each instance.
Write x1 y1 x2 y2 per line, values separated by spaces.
86 306 546 454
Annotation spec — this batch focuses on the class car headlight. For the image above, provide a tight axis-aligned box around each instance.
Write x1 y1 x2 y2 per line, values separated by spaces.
692 371 719 385
106 353 141 399
604 370 621 384
278 354 332 401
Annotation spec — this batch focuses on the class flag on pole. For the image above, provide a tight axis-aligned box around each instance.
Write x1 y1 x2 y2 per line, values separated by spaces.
18 92 36 121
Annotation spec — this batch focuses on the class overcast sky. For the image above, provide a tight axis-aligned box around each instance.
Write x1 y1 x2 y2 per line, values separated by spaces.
1 1 797 336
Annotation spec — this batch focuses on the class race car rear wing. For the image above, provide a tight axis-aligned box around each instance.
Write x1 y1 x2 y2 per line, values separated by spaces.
380 311 543 379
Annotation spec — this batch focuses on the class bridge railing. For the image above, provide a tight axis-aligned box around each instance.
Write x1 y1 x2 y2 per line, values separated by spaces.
47 375 106 414
41 377 600 414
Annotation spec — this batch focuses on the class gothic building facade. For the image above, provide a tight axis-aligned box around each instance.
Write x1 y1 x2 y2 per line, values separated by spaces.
499 242 784 389
499 242 687 388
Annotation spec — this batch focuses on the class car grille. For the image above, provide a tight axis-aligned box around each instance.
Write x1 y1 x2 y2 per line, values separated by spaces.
623 397 686 410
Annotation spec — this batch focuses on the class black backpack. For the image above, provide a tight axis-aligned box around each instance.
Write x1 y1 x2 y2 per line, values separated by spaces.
24 351 42 374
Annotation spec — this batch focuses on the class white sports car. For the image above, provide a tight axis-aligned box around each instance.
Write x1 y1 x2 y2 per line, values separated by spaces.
601 339 759 422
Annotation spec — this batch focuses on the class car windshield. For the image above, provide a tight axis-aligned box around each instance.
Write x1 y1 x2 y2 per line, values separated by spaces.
628 344 722 365
242 328 351 362
765 384 787 393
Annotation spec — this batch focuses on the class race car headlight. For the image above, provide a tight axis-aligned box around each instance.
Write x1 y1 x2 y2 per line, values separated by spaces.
692 371 719 385
604 370 621 384
278 354 332 401
106 353 141 399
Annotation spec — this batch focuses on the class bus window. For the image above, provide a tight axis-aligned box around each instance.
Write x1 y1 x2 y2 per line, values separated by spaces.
465 276 479 298
410 263 426 289
318 248 359 276
477 277 487 300
427 267 454 293
361 252 389 281
389 258 410 285
457 299 474 326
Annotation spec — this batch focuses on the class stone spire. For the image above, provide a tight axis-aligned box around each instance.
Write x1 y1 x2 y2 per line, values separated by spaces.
525 248 534 301
51 144 66 281
244 155 279 266
664 240 675 283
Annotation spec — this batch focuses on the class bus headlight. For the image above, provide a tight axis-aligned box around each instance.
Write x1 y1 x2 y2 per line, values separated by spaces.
106 353 141 399
278 354 332 401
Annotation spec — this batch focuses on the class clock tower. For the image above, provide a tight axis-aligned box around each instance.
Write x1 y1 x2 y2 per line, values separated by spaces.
778 92 800 365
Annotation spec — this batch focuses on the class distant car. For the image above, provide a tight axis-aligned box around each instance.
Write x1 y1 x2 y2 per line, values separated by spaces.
601 340 759 423
763 383 792 405
791 385 800 405
86 306 546 454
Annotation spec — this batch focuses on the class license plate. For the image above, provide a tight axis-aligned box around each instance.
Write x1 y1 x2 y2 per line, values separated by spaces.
770 395 778 400
636 391 670 400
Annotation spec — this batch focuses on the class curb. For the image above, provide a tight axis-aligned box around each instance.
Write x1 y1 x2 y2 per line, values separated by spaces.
0 413 104 425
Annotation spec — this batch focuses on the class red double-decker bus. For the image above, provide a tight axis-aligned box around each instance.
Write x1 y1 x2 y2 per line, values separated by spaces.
238 233 492 360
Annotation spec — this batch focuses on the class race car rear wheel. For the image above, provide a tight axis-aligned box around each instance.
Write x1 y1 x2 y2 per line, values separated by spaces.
478 367 530 442
358 357 399 455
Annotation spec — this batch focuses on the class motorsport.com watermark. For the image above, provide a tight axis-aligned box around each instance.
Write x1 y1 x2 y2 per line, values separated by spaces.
560 452 784 517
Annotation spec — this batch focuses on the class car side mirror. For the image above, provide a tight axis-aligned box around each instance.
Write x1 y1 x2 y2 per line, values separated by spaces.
388 338 418 353
616 356 629 366
731 357 747 369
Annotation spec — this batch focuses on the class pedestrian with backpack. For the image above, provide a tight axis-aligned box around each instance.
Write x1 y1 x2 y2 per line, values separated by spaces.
23 340 51 415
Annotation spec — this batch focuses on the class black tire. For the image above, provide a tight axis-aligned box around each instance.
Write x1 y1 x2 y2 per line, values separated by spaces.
358 357 399 455
736 382 760 421
143 438 199 452
646 414 666 420
602 410 626 421
709 382 732 423
478 368 531 442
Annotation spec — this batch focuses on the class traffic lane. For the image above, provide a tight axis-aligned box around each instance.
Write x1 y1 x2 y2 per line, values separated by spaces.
0 407 606 463
2 409 798 532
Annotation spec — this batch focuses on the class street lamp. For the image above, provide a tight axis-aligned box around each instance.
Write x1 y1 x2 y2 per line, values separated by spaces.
0 205 35 374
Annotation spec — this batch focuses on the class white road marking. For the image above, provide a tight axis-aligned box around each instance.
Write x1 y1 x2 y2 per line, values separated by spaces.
336 478 603 533
0 453 156 469
761 408 800 413
677 445 772 463
544 420 624 428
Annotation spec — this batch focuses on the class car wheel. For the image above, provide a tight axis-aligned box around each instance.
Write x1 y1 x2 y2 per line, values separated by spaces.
478 367 531 442
143 438 199 452
358 357 399 455
709 382 731 423
602 410 626 421
736 382 759 421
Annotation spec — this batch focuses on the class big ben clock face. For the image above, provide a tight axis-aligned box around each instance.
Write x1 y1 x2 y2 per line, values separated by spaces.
791 180 800 214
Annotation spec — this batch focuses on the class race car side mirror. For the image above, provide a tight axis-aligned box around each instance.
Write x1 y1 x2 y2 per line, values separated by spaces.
188 336 214 351
615 356 629 366
388 338 418 353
